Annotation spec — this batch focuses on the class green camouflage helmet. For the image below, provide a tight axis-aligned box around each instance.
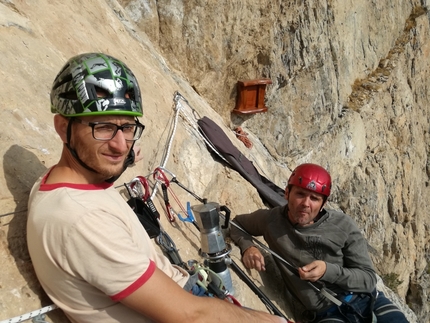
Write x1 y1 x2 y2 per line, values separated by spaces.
50 53 143 117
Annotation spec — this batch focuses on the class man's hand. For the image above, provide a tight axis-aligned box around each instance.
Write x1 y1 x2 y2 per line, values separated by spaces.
298 260 326 282
242 246 266 271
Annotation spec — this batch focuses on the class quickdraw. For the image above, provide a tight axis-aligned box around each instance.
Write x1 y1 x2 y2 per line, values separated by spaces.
161 183 176 222
156 229 187 269
153 167 177 222
153 167 197 224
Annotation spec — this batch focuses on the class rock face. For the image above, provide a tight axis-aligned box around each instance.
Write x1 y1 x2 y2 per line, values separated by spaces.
0 0 428 322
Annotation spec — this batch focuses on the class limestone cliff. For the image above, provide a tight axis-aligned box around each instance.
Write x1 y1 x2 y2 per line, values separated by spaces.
0 0 428 322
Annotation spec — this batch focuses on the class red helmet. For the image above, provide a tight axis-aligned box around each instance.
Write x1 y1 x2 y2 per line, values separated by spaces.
288 163 332 197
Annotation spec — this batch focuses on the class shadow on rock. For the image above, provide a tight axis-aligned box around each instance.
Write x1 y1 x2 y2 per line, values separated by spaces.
3 144 69 322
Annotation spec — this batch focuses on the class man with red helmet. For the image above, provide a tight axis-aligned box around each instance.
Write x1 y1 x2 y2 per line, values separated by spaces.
230 163 408 322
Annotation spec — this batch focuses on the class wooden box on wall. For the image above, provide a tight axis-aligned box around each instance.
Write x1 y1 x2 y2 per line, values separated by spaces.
233 78 272 115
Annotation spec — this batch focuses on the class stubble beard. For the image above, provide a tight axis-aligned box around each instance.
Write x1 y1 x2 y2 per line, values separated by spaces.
75 142 127 180
290 209 313 226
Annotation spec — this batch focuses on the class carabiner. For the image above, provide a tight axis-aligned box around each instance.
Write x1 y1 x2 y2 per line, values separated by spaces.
126 176 150 201
153 167 171 187
129 176 150 201
156 166 177 179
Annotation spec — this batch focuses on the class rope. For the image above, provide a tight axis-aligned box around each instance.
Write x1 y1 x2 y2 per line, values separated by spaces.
0 304 58 323
150 93 182 200
176 97 229 164
160 96 182 169
0 209 28 218
233 127 253 149
151 90 283 202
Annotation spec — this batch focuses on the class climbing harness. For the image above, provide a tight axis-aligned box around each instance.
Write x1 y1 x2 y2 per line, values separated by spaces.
0 304 59 323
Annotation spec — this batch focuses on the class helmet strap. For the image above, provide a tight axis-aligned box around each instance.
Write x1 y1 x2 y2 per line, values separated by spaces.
65 118 99 174
321 197 327 210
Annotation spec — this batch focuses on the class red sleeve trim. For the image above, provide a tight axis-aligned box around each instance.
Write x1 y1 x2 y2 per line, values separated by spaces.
110 260 156 302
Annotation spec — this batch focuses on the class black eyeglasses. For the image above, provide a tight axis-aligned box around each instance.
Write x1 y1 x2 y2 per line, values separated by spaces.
75 119 145 142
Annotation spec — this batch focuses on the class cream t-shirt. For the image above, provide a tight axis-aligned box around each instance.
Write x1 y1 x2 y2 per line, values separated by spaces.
27 169 189 322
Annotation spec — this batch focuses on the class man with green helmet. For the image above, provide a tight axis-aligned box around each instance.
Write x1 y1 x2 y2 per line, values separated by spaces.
49 52 145 182
27 53 287 323
231 163 408 323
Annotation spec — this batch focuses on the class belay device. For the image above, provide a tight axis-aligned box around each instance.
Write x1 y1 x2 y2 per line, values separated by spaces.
191 202 234 294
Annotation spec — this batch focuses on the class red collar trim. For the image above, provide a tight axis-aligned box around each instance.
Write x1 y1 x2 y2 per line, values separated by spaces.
39 167 113 191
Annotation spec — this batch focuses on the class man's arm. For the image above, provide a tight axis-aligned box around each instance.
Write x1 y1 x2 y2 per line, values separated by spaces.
121 267 286 323
319 216 377 292
230 209 273 271
230 208 272 253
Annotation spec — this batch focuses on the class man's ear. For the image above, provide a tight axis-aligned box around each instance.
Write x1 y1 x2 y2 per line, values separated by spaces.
284 187 289 200
53 114 69 143
320 199 327 211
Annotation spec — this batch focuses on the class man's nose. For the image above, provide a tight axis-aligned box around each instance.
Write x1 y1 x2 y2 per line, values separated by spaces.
109 129 129 151
301 196 311 206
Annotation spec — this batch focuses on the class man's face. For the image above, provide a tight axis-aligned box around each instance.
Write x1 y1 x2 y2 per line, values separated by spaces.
285 185 325 227
70 115 135 181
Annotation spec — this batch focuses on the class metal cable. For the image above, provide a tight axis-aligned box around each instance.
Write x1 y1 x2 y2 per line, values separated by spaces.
0 304 58 323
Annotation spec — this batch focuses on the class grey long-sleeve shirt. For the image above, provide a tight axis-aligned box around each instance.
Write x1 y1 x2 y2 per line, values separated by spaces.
230 205 377 312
